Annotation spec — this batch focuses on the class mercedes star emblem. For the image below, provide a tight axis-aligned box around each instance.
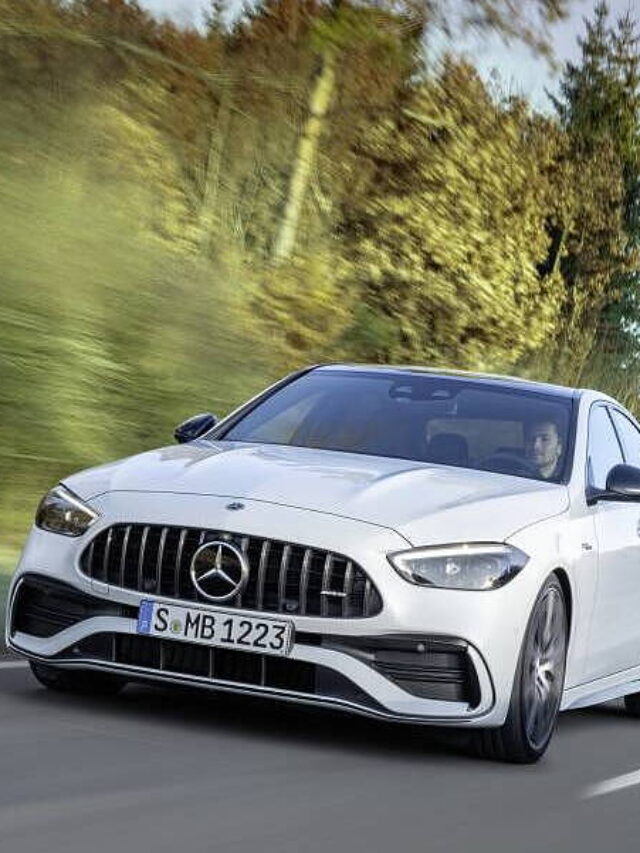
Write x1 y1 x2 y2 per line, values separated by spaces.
190 540 249 602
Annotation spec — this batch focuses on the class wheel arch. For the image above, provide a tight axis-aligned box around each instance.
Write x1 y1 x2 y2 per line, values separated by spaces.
551 566 573 636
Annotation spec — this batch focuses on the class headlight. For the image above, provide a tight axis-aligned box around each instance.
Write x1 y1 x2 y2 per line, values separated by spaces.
35 485 99 537
388 543 529 591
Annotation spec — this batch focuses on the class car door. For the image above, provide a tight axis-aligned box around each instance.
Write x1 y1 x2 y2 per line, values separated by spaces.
585 403 640 681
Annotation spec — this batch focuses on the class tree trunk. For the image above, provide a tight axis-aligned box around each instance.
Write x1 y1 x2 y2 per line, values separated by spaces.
272 47 336 263
198 88 233 250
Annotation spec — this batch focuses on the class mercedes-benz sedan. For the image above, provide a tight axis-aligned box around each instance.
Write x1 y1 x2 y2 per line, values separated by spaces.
8 365 640 762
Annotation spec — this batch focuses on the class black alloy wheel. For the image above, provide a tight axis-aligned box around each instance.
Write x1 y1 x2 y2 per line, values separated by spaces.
476 575 568 763
29 661 127 696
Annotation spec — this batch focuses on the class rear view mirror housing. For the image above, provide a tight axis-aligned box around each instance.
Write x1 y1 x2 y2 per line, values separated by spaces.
587 464 640 504
174 413 218 444
606 464 640 499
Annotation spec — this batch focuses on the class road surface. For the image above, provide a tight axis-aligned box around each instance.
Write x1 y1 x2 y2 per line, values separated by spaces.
1 659 639 852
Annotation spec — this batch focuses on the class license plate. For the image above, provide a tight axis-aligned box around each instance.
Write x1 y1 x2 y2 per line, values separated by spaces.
136 600 293 657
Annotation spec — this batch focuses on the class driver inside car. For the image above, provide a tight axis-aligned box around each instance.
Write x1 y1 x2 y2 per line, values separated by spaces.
525 419 564 480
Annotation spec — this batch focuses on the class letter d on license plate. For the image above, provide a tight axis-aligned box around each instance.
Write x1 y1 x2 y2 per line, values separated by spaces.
136 600 293 657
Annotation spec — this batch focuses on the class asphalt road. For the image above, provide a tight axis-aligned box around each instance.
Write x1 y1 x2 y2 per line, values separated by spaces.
1 660 640 853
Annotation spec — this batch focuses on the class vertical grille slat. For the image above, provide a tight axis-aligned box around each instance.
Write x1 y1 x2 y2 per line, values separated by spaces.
174 529 187 600
363 579 373 617
320 554 333 617
137 526 149 592
277 545 291 613
101 528 113 583
298 548 312 616
256 540 270 611
155 527 168 595
86 540 96 580
236 537 250 608
80 525 381 618
119 525 131 589
342 561 353 618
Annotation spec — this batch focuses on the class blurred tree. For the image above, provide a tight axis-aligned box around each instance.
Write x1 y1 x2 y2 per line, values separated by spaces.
270 0 573 263
551 1 640 389
8 0 640 556
0 0 281 547
336 60 566 371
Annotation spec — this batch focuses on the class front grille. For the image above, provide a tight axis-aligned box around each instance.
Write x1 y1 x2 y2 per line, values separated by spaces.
80 525 382 618
11 574 137 639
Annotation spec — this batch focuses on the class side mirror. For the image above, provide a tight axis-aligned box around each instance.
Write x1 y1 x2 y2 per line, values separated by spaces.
174 413 217 444
605 464 640 500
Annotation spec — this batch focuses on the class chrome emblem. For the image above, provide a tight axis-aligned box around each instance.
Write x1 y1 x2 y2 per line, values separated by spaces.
190 540 249 602
226 502 245 511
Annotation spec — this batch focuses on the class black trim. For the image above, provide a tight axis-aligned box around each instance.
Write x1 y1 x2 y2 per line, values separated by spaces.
49 632 383 712
10 574 137 639
322 634 481 707
48 630 480 706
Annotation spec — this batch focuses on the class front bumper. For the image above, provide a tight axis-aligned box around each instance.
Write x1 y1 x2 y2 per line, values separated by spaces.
5 492 534 728
8 573 493 724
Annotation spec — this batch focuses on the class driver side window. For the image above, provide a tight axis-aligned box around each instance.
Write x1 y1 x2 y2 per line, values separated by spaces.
587 405 624 490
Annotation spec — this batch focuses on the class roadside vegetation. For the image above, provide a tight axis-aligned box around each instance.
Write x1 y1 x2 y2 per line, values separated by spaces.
1 0 639 556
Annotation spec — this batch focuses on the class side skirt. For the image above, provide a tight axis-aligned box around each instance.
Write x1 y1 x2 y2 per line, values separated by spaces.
561 665 640 712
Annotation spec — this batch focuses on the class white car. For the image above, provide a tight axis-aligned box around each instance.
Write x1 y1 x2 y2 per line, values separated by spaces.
7 364 640 762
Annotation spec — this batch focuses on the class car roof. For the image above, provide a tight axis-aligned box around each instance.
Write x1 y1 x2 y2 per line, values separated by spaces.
313 363 581 400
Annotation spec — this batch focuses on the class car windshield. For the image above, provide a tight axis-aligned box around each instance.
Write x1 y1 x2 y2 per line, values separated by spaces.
218 369 575 483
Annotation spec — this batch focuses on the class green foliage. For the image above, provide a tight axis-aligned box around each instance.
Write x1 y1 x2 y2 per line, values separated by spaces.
256 250 356 365
338 62 565 372
551 1 640 386
0 20 281 546
0 0 639 552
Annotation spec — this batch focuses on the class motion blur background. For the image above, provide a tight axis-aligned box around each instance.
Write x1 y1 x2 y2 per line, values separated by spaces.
1 0 639 590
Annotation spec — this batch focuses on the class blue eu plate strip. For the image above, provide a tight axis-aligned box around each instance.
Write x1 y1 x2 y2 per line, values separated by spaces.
137 600 155 634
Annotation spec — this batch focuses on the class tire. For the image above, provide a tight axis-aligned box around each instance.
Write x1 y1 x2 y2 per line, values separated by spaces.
29 661 126 696
624 693 640 716
475 575 568 764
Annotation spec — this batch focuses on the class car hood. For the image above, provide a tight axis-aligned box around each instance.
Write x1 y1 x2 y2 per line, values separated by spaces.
64 441 569 545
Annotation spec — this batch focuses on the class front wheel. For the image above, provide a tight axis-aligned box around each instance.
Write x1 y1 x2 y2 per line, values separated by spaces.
476 576 568 763
30 661 127 696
